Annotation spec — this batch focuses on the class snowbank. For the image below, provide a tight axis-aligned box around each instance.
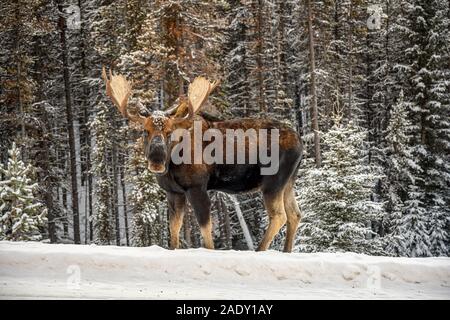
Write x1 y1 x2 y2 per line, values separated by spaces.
0 241 449 299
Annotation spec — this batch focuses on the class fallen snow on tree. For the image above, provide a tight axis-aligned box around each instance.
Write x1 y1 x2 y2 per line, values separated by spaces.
0 241 449 299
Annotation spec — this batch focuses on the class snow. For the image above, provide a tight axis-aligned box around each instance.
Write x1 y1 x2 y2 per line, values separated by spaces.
0 241 449 299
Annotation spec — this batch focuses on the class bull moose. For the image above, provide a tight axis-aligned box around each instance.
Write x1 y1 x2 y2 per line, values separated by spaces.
102 68 303 252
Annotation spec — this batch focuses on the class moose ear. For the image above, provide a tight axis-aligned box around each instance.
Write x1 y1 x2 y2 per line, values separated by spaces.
136 100 152 117
169 117 193 131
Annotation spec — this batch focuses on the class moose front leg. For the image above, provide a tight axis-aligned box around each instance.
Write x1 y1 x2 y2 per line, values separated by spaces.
186 187 214 249
167 192 186 249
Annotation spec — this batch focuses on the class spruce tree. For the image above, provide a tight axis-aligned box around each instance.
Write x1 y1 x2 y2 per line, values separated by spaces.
383 91 431 257
0 143 47 241
127 142 166 247
423 0 450 256
394 0 449 256
298 119 383 254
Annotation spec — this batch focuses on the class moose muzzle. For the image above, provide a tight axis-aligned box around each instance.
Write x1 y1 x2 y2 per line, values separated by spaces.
146 135 168 174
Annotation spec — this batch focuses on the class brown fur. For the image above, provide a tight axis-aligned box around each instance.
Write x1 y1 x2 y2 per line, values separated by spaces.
167 193 186 249
142 117 303 252
283 179 302 252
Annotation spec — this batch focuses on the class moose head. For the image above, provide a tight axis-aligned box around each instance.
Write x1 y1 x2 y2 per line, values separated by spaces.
102 67 219 175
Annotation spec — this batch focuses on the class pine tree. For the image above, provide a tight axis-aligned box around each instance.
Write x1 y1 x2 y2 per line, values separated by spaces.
298 119 383 254
0 143 47 241
224 1 253 118
393 0 450 256
383 91 431 256
0 0 42 159
423 0 450 256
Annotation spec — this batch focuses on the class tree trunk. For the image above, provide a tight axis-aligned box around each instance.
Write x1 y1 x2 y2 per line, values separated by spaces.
41 104 56 243
62 187 69 238
307 0 322 167
347 0 353 118
383 0 391 127
275 0 287 117
221 194 232 249
17 61 25 139
120 154 129 246
58 2 80 243
229 195 254 250
175 14 185 99
183 206 192 248
78 0 93 243
112 141 121 246
216 194 226 248
255 0 265 112
14 3 25 140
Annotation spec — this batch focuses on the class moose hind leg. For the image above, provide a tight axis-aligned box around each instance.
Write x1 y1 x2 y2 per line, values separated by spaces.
283 180 302 253
186 188 214 249
199 219 214 250
168 192 186 249
257 191 287 251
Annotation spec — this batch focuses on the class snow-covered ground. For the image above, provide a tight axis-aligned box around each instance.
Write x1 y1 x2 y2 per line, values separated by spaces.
0 241 449 299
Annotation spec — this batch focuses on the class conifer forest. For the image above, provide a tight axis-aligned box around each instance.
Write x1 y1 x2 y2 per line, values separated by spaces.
1 0 449 257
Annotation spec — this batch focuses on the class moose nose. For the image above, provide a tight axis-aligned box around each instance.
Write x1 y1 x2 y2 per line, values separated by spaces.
148 135 167 163
151 135 164 145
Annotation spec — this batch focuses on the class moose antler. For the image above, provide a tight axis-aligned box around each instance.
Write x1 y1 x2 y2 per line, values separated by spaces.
163 96 186 116
163 96 190 119
102 67 146 124
187 77 220 118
